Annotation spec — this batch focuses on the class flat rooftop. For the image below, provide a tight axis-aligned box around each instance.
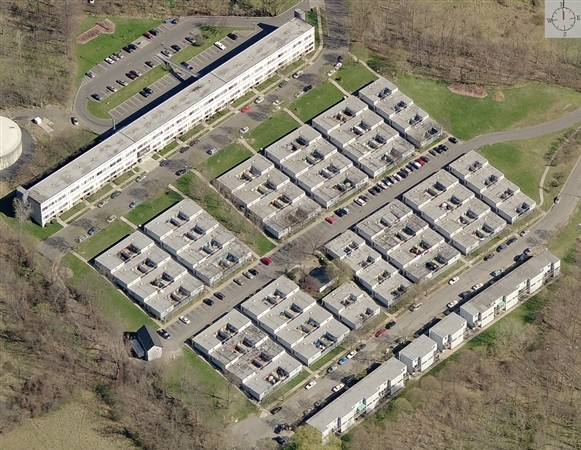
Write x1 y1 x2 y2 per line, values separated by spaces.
243 351 302 399
355 257 411 301
94 230 156 273
239 275 302 321
399 334 437 360
140 272 203 313
389 103 429 131
126 258 188 302
429 312 466 337
365 89 413 119
327 109 387 149
358 77 400 107
321 282 379 328
28 19 313 203
355 200 413 240
263 124 326 166
193 309 253 354
402 170 460 210
311 96 369 135
325 230 367 261
143 199 207 241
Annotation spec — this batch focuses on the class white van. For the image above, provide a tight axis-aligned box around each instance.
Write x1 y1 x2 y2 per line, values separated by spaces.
214 41 226 50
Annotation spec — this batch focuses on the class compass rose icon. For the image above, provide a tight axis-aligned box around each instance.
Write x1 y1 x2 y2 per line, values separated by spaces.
546 0 581 37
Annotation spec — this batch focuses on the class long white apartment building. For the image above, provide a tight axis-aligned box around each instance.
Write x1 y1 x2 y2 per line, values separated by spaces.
398 334 438 375
238 276 350 366
142 199 253 286
324 230 411 307
402 170 506 254
354 200 461 283
358 76 442 148
307 357 407 443
312 96 414 178
320 282 380 330
428 313 467 352
94 231 203 319
192 310 302 402
18 19 315 226
215 154 320 239
447 150 536 224
263 124 369 208
459 250 560 328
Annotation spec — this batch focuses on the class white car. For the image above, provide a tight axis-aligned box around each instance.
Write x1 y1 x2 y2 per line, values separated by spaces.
519 229 530 237
446 300 458 309
346 350 357 359
272 99 282 106
332 383 345 393
106 215 116 223
292 70 303 79
136 174 146 182
334 62 342 70
448 276 459 285
471 283 483 291
326 69 336 77
354 196 366 206
97 200 108 208
214 41 226 50
179 316 191 325
240 126 249 134
305 381 316 390
254 96 264 104
104 57 115 64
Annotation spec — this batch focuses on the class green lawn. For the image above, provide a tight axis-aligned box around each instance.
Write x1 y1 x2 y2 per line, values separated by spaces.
263 371 309 406
246 111 300 150
310 345 347 371
61 253 156 330
179 124 205 143
334 63 377 94
549 204 581 269
256 74 280 92
478 128 573 207
77 220 135 261
395 75 581 140
0 193 63 241
74 16 161 85
231 91 255 109
124 189 183 226
158 140 179 156
60 202 87 222
113 169 137 186
289 82 344 122
206 109 231 126
86 185 113 203
282 59 305 76
196 143 253 180
165 348 257 422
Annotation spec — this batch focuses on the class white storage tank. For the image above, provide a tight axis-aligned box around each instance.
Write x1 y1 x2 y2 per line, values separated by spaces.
0 116 23 170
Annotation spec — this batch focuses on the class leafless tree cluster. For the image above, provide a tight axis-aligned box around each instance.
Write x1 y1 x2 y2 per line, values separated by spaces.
348 0 581 91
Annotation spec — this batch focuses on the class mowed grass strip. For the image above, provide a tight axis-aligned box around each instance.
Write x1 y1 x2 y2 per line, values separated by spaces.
289 81 344 122
246 110 300 150
197 142 253 180
77 219 134 261
60 202 87 222
61 253 156 329
334 62 377 93
124 189 183 226
86 184 113 203
395 75 581 140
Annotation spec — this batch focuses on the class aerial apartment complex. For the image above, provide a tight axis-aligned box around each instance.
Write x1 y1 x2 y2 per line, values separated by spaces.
18 19 315 226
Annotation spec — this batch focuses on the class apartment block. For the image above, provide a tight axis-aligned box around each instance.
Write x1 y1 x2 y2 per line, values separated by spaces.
263 124 369 208
398 334 438 375
19 19 315 226
215 154 321 238
320 282 380 329
428 313 467 352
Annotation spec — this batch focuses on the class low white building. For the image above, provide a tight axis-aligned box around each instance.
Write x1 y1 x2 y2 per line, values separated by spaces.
428 313 467 352
215 154 321 238
143 199 253 286
447 150 536 224
320 282 380 329
135 325 163 361
263 124 369 208
307 357 407 443
401 170 506 254
192 310 302 401
239 276 350 366
398 334 438 375
460 250 560 328
94 231 204 319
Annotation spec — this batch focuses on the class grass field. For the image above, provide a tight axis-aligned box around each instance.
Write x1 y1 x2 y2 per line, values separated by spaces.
158 140 180 156
231 91 255 109
334 63 377 94
87 184 113 203
478 128 575 208
165 348 257 422
246 111 300 150
61 253 155 330
77 220 135 261
179 124 205 143
60 202 87 222
113 169 137 186
0 193 63 241
74 16 161 86
197 143 253 180
124 189 183 226
549 204 581 269
289 82 344 122
395 75 581 140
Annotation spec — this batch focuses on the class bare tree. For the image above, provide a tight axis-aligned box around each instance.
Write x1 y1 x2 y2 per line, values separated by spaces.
13 197 32 239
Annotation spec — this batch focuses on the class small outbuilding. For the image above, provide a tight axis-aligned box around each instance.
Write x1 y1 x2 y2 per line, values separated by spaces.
135 325 163 361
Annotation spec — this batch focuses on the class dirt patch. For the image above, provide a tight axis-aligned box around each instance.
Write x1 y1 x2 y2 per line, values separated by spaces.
59 267 74 279
448 84 488 98
76 19 116 44
493 91 505 102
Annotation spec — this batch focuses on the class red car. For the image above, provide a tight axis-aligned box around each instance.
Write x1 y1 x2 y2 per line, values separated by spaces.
375 329 388 338
143 32 153 39
126 72 137 80
241 105 251 113
415 158 426 166
260 257 272 266
325 217 335 224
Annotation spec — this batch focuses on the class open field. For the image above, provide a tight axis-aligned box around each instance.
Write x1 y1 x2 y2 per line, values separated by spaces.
395 75 581 140
0 391 136 450
197 143 253 180
549 204 581 269
289 82 344 122
334 62 377 94
246 111 300 150
124 189 183 226
61 253 155 330
77 219 134 261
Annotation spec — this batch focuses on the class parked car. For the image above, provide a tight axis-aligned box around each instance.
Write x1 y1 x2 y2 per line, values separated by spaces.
159 160 170 167
440 144 449 151
86 71 96 78
233 278 244 286
347 350 357 359
243 271 254 279
261 257 272 265
249 268 259 276
76 235 87 243
203 298 214 306
140 90 150 98
460 291 472 299
491 269 503 277
116 79 128 86
143 86 153 95
327 366 336 373
303 84 313 92
446 300 458 309
91 93 103 101
97 200 108 208
149 28 159 36
136 174 146 182
113 51 123 59
375 328 388 338
274 436 286 446
206 147 218 155
337 357 349 365
354 196 366 206
214 41 226 50
496 244 508 252
143 31 153 39
239 126 249 134
305 381 316 390
325 216 335 224
524 247 533 256
110 191 121 199
71 117 79 126
472 283 483 291
170 44 182 52
130 69 141 77
179 316 191 325
254 96 264 104
519 229 530 237
429 149 438 156
409 303 423 311
292 70 303 79
145 60 156 68
420 155 430 163
179 146 190 153
332 383 345 393
278 80 288 88
129 201 140 208
241 105 251 113
385 320 396 329
506 237 518 246
554 196 561 204
271 407 283 415
106 85 117 93
161 49 171 57
356 343 366 352
448 276 459 285
175 168 186 176
185 36 196 44
180 61 193 70
484 253 495 261
158 329 170 339
107 214 117 223
449 136 459 144
214 291 225 300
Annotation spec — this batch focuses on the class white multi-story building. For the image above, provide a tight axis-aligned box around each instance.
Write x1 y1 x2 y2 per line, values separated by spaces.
18 19 315 226
192 310 302 402
263 124 369 208
215 154 321 239
398 334 438 375
94 231 204 319
401 170 506 255
238 276 350 366
447 150 536 224
428 313 467 352
320 282 380 330
354 200 461 283
142 199 253 286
